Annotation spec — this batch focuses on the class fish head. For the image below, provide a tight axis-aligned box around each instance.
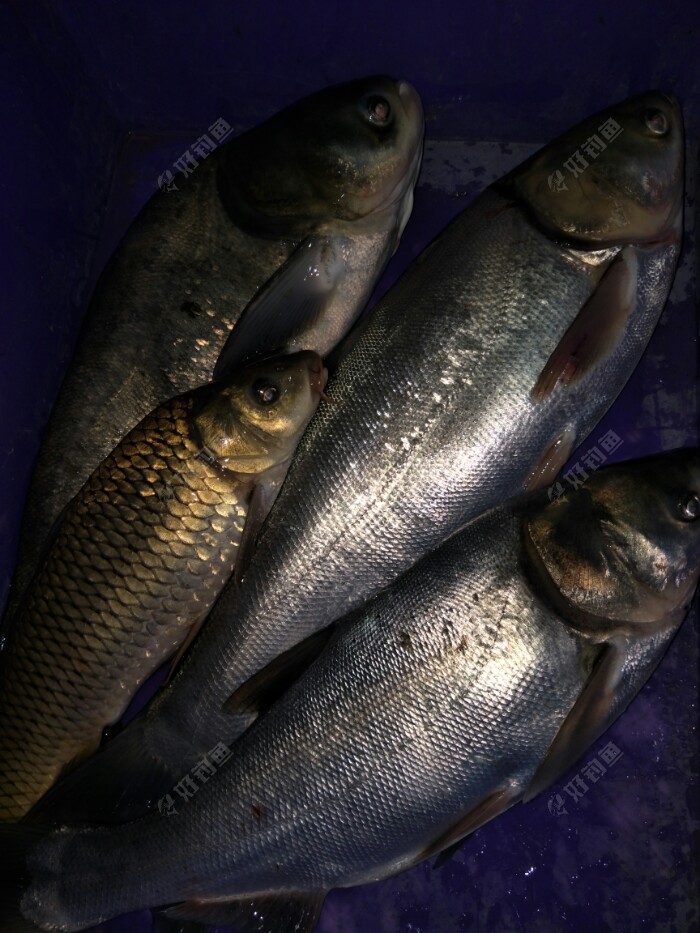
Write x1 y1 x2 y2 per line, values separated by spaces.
509 91 684 246
192 351 328 474
524 448 700 638
220 76 424 243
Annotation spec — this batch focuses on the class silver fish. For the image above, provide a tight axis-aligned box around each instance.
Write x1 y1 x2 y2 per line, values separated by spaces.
7 75 424 619
35 91 685 823
8 447 700 933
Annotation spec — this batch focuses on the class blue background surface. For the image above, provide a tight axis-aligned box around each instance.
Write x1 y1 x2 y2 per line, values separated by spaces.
1 1 698 930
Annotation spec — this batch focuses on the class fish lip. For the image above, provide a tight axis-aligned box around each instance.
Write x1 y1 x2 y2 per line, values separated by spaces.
396 78 425 168
397 79 423 119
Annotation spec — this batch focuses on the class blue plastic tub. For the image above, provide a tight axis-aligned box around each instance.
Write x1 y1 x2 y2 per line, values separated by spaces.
2 2 698 930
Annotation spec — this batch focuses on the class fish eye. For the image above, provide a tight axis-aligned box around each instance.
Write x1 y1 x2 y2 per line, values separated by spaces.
678 492 700 522
642 109 669 136
251 379 280 406
361 95 392 126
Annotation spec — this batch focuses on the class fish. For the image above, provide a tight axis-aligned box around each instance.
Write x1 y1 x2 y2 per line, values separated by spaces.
6 75 424 620
0 351 327 822
34 90 685 824
5 447 700 933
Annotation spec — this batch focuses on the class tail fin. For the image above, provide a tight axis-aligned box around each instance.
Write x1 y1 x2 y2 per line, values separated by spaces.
0 825 50 932
26 717 178 827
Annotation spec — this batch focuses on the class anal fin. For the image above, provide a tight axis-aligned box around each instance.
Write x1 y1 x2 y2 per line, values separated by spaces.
162 890 326 933
25 715 171 827
532 247 638 400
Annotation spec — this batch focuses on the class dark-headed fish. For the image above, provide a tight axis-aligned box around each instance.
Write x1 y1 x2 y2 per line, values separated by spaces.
0 352 326 821
6 448 699 932
8 75 423 618
36 91 686 823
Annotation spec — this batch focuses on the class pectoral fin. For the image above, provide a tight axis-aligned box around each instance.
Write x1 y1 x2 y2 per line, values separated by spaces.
235 469 288 585
162 890 326 933
164 610 210 683
524 640 626 802
223 627 337 717
214 234 349 379
420 785 522 867
523 427 576 492
532 247 638 400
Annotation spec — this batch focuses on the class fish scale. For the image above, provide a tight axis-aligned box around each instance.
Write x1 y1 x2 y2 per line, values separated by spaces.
156 192 673 755
18 507 603 929
0 394 250 822
7 76 424 622
31 91 685 834
13 158 283 617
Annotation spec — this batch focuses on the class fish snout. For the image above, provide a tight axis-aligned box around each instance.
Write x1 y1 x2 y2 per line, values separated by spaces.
397 80 423 120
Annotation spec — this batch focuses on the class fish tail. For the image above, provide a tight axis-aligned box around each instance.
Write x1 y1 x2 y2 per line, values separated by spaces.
26 717 178 826
0 825 52 932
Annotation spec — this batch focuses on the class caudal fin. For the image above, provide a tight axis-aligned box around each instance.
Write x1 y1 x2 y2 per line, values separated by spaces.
0 825 51 932
26 717 178 827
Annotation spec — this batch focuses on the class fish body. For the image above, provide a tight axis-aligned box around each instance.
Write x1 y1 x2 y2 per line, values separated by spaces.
33 91 686 823
0 352 326 821
13 448 700 932
8 75 424 617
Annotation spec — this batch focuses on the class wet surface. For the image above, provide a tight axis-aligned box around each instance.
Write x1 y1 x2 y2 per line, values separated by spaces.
87 134 698 933
3 3 699 927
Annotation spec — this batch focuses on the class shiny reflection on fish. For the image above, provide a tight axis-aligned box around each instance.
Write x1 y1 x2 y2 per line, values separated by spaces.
7 448 699 933
0 351 326 821
30 93 686 831
8 75 424 622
